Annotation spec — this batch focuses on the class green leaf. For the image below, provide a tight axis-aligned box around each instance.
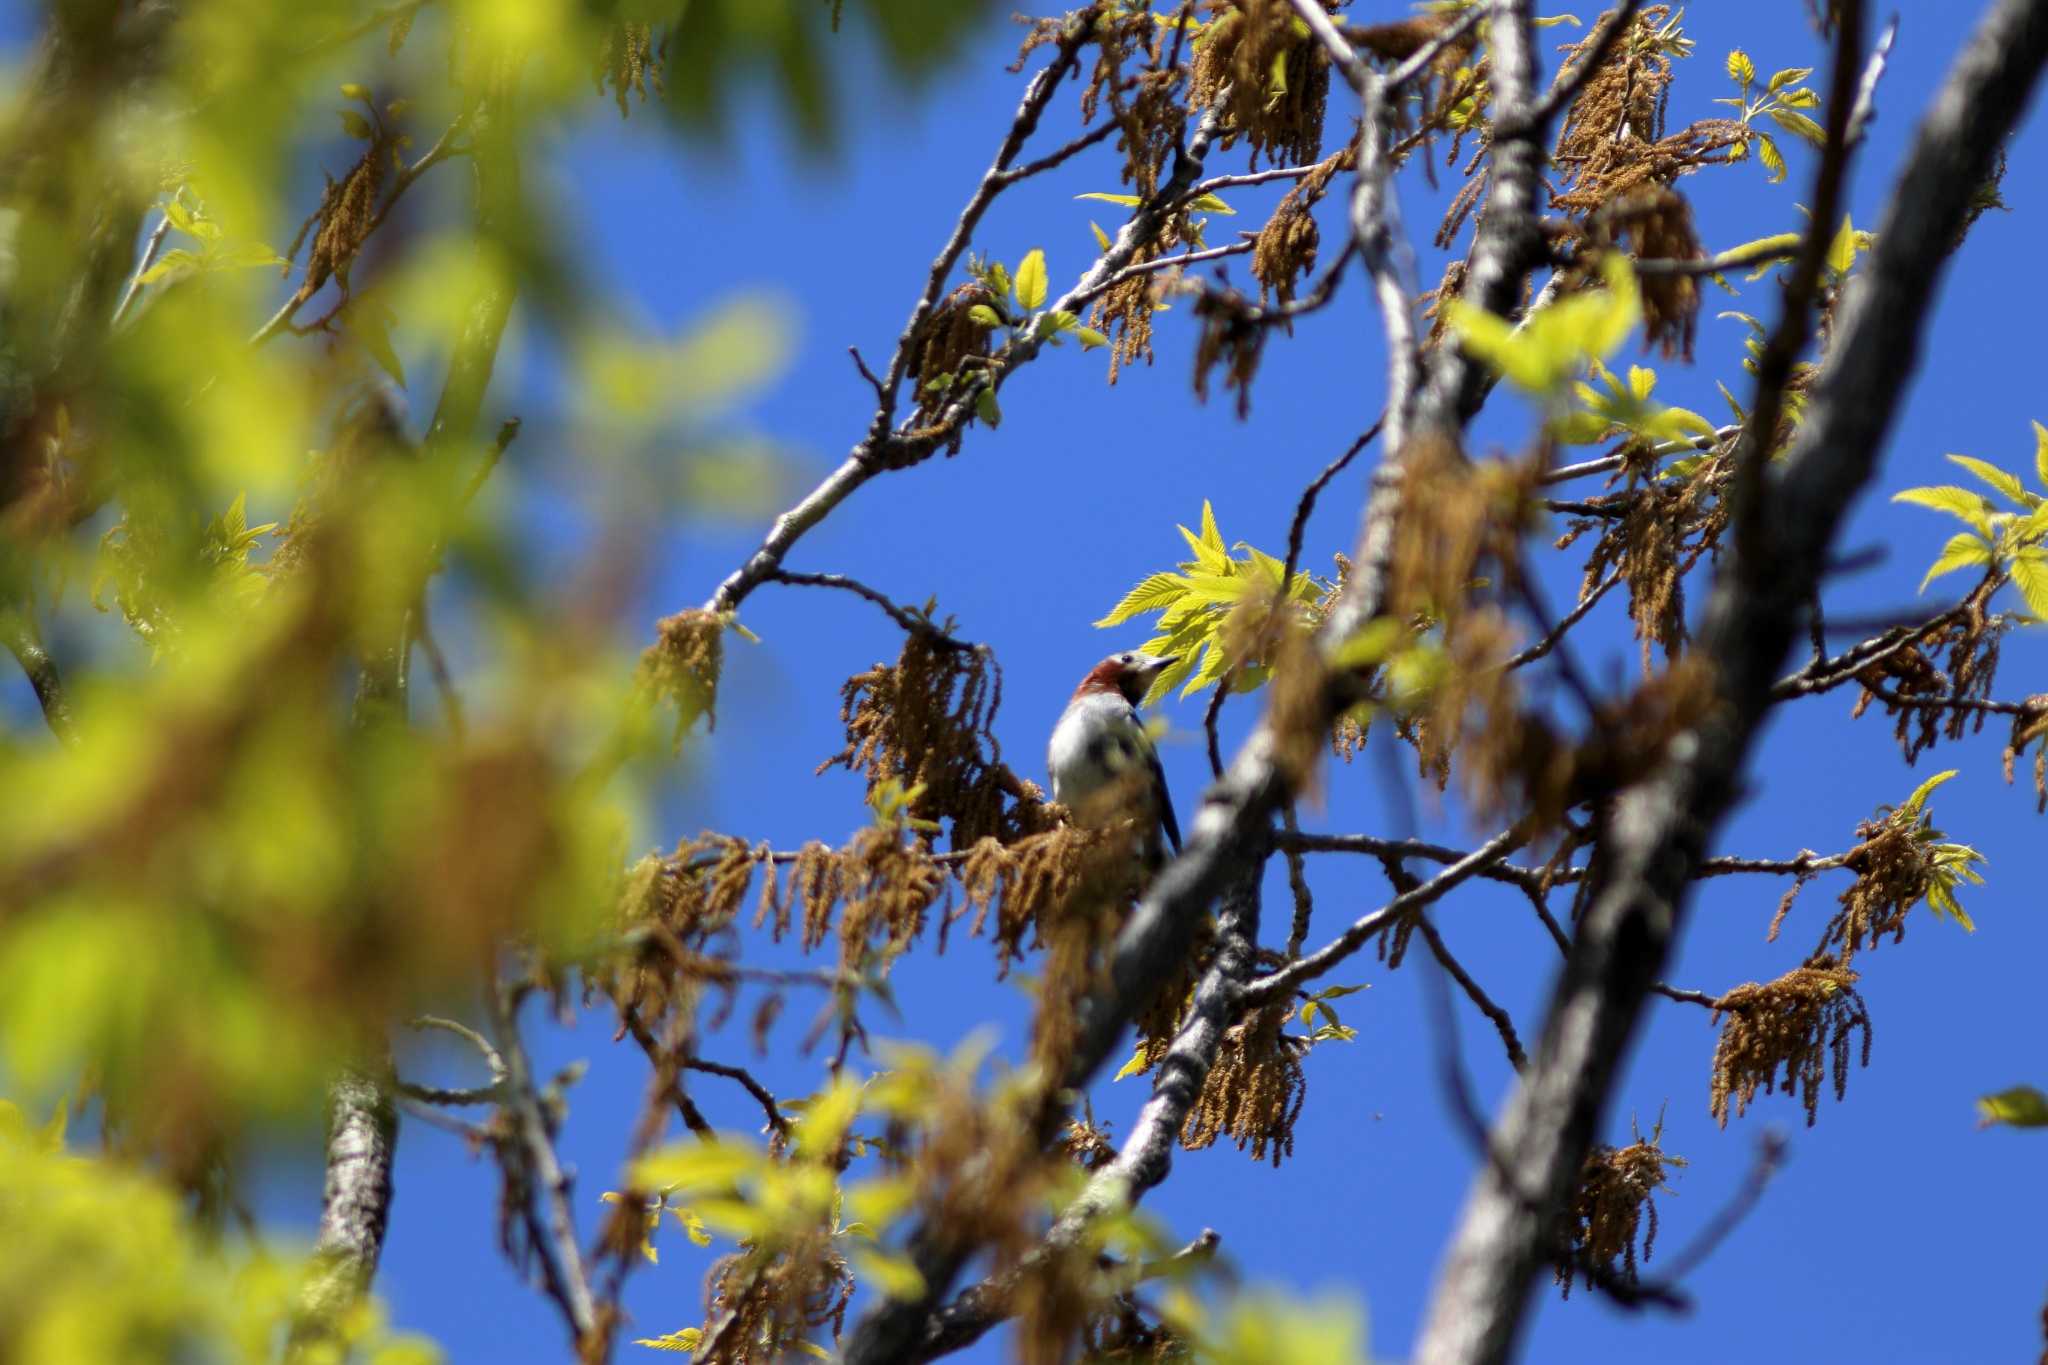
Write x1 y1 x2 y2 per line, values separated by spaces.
1449 254 1640 394
794 1078 861 1159
340 81 371 100
849 1245 928 1299
1755 131 1786 182
1073 326 1108 350
634 1328 705 1353
1075 192 1143 207
630 1138 765 1193
1825 214 1859 276
1893 485 1997 538
975 387 1002 428
340 109 373 139
2034 420 2048 491
1198 499 1225 553
1767 66 1813 93
966 303 1005 328
2011 549 2048 619
1187 192 1236 215
668 1205 713 1246
135 248 205 286
1175 522 1229 574
1918 532 1992 591
1945 454 2031 507
1096 572 1189 627
1765 107 1827 146
1726 49 1755 86
161 198 200 237
1013 249 1048 311
1979 1086 2048 1128
1089 220 1112 251
1899 769 1958 817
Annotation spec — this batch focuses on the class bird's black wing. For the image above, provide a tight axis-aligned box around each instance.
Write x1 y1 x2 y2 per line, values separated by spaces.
1148 743 1182 854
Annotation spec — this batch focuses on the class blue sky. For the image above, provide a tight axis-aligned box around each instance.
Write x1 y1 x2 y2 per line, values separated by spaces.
14 4 2048 1362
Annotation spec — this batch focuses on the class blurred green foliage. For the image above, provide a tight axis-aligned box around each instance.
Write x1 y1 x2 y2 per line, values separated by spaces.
0 0 995 1354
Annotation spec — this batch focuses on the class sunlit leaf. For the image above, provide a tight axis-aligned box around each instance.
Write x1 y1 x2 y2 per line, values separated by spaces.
1979 1086 2048 1128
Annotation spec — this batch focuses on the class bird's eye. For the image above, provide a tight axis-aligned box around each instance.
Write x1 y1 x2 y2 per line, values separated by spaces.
1118 653 1131 664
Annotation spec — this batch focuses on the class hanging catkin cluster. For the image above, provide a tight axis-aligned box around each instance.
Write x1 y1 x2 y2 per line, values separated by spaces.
640 609 725 739
1554 1119 1686 1298
1178 999 1307 1166
1188 0 1332 170
820 633 1051 847
1709 957 1871 1128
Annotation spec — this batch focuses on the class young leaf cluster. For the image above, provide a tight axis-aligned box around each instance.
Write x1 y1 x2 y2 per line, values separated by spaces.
1094 499 1328 704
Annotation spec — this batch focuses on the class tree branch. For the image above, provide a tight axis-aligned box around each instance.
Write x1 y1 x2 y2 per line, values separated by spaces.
1243 826 1530 1008
874 872 1263 1365
287 1068 399 1358
1414 7 2048 1360
2 609 76 742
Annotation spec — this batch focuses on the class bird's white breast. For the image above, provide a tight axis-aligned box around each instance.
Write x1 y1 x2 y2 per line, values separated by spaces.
1048 692 1149 807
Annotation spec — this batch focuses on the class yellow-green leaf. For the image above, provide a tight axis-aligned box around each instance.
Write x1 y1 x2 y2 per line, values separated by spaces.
1097 572 1190 627
630 1138 765 1193
1187 192 1236 215
1767 66 1812 93
1726 49 1755 86
1825 213 1858 275
1945 454 2030 507
1075 191 1143 207
1766 107 1827 146
849 1246 929 1300
1918 532 1992 591
966 303 1004 328
1979 1086 2048 1128
1112 1042 1150 1082
668 1205 712 1246
1900 768 1958 816
634 1328 704 1353
2011 550 2048 619
1894 485 1997 537
1756 131 1786 182
1089 220 1112 251
794 1077 861 1159
1013 249 1048 310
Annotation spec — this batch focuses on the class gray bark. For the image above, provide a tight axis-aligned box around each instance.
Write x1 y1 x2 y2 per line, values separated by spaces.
1414 4 2048 1361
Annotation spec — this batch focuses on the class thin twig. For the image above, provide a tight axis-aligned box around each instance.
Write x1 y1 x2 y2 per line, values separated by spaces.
1845 15 1901 147
683 1058 792 1138
1506 569 1621 670
1283 420 1383 591
1417 915 1528 1070
2 610 77 743
110 213 173 328
484 984 599 1345
1242 827 1529 1007
1633 238 1802 278
767 570 980 651
1388 7 1490 91
1070 239 1257 307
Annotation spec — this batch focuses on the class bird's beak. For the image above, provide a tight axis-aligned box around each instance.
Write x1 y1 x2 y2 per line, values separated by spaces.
1140 654 1178 677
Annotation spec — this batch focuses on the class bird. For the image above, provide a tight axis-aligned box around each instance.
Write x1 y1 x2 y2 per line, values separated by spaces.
1047 651 1182 872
